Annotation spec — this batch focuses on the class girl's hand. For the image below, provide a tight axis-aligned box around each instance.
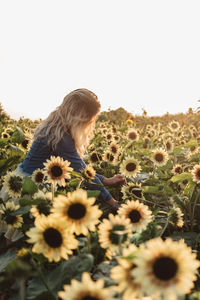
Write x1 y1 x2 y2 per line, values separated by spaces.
103 174 127 186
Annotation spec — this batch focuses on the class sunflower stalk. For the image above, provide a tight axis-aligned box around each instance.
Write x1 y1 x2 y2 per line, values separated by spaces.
18 278 25 300
51 184 55 201
160 217 170 237
31 258 58 300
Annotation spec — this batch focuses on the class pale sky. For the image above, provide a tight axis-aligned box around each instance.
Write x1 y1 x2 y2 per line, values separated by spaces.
0 0 200 120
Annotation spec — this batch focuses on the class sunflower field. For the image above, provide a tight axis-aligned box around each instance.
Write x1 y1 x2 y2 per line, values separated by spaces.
0 104 200 300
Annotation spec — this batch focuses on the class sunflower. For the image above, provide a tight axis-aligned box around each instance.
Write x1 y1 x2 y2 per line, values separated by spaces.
105 133 113 141
110 244 143 300
0 201 23 229
51 189 102 236
26 215 78 262
152 148 168 167
109 143 119 155
3 171 23 198
1 131 10 139
118 200 153 233
127 129 139 141
121 182 143 199
58 272 114 300
172 164 183 175
168 121 180 132
120 156 141 178
32 168 45 184
168 206 184 228
132 237 200 299
191 164 200 184
103 151 116 164
89 151 102 164
98 214 132 256
126 119 134 126
186 145 199 158
43 156 73 187
82 165 96 181
30 191 52 218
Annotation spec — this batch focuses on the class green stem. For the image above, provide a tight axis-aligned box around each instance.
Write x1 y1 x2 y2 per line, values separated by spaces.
31 258 57 300
19 279 25 300
160 217 170 237
51 184 55 201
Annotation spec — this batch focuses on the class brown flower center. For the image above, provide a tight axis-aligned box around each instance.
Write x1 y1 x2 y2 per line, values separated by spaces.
154 153 164 162
43 227 62 248
126 162 136 172
128 209 141 223
67 203 86 220
50 165 63 178
153 256 178 280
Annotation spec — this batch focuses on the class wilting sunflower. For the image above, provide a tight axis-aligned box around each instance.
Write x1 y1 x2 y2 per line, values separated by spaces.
152 148 168 167
168 121 180 132
120 156 141 178
26 215 78 262
121 182 143 199
58 272 114 300
43 156 73 187
51 189 102 236
110 244 143 300
32 168 45 184
127 129 139 141
3 171 23 198
132 237 200 299
0 201 23 229
118 200 153 233
168 206 184 228
98 214 132 256
82 165 96 181
191 164 200 184
172 164 183 175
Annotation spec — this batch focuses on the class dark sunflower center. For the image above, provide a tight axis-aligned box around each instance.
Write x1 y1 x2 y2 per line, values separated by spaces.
3 133 9 138
111 146 117 153
196 169 200 179
107 134 112 139
22 139 29 149
91 153 98 162
82 296 99 300
37 203 50 216
86 170 93 177
107 153 114 162
175 167 182 174
9 176 23 192
67 203 86 220
5 214 17 225
154 153 164 162
153 256 178 281
35 172 44 183
128 209 141 223
50 165 63 177
129 132 137 140
129 187 142 198
172 123 178 129
109 224 128 245
43 227 62 248
126 163 136 172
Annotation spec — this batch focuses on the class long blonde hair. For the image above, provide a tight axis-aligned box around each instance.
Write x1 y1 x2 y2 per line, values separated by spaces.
34 88 101 157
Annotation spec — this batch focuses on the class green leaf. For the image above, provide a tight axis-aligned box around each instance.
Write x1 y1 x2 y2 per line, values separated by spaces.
70 171 82 178
87 190 100 198
26 254 94 299
7 145 24 158
10 206 30 215
11 126 25 143
22 176 38 196
184 181 196 197
142 186 160 194
173 147 183 155
170 172 193 183
19 197 44 207
184 138 198 148
0 250 17 273
69 178 81 187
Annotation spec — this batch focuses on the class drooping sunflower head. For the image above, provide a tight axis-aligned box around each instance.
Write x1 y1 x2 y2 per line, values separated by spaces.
132 237 200 299
120 156 141 178
32 168 45 184
168 206 184 228
0 201 23 229
3 171 24 198
82 165 96 181
30 192 52 218
26 215 78 262
168 120 180 132
165 139 174 152
118 200 153 233
43 156 73 187
191 164 200 183
51 189 102 236
58 272 114 300
152 148 168 166
98 214 132 255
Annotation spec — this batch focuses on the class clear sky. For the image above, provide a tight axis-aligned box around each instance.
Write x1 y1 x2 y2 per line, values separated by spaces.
0 0 200 120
